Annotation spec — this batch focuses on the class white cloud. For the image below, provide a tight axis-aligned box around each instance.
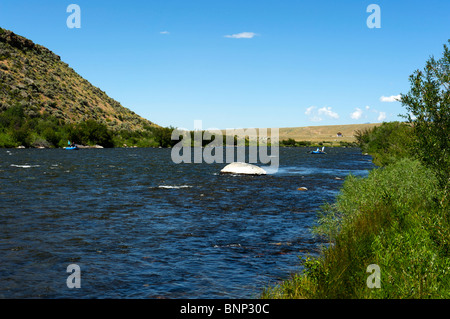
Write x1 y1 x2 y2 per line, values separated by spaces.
305 106 339 122
377 111 387 121
310 116 323 122
305 106 316 115
305 106 323 121
318 106 339 119
350 108 363 120
224 32 258 39
380 95 401 102
160 31 170 34
365 105 370 110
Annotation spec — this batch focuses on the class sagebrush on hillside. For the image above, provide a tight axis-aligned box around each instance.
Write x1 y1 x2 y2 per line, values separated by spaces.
0 27 156 132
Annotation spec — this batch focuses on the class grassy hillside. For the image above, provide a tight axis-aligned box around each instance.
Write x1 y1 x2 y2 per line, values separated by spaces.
220 123 382 146
0 27 156 132
278 123 381 144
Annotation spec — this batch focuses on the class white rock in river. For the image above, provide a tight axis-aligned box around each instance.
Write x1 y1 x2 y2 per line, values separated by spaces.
220 162 267 175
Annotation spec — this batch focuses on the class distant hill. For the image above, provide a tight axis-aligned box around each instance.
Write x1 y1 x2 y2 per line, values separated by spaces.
220 123 381 146
0 27 156 131
278 123 381 143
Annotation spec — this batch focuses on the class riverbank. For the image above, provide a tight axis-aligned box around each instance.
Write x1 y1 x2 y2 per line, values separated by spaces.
261 158 449 298
4 144 359 150
261 119 450 298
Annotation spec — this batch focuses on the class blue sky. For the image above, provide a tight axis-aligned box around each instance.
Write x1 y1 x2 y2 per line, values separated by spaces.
1 0 449 129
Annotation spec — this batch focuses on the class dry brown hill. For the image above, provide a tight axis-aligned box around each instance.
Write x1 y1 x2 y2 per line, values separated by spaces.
221 123 381 145
0 27 157 131
278 123 381 143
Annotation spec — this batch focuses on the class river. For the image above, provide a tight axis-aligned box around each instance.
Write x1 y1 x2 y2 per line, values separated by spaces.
0 147 374 298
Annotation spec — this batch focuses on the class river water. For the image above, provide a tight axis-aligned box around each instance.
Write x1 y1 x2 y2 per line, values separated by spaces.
0 147 374 298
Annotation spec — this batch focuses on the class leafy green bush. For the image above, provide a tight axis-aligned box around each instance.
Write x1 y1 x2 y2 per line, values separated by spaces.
0 105 174 148
262 159 449 299
297 141 312 147
355 121 414 166
149 126 177 148
400 40 450 189
0 131 16 147
280 138 296 147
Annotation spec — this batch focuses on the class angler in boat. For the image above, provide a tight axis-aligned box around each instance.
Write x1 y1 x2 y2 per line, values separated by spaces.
310 146 326 154
65 140 79 150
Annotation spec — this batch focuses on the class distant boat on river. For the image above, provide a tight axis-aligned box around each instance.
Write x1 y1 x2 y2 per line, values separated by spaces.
310 146 326 154
65 140 78 150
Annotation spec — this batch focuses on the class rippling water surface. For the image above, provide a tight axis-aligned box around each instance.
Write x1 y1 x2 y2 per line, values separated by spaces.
0 147 374 298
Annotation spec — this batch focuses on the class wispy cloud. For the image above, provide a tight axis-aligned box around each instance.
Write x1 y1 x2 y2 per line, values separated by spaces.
305 106 316 115
160 31 170 35
305 106 339 122
304 106 322 121
224 32 258 39
377 111 387 121
318 107 339 119
349 105 388 122
380 94 401 102
350 107 363 120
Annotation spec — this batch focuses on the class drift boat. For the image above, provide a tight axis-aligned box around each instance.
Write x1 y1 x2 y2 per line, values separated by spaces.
310 147 326 154
65 140 78 150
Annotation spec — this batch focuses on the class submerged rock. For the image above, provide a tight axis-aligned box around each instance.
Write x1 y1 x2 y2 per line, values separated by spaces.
220 162 267 175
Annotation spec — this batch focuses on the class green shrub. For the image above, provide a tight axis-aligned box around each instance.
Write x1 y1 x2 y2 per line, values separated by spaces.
400 40 450 189
0 131 17 147
263 159 449 299
355 122 414 166
297 141 312 147
281 138 296 147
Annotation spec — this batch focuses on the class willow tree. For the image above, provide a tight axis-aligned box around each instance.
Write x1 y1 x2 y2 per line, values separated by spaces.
400 40 450 191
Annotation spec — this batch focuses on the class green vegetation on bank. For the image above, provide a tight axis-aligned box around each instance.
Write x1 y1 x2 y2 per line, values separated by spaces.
354 121 414 166
0 104 176 148
0 107 361 149
280 138 357 148
262 41 450 299
262 158 449 298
